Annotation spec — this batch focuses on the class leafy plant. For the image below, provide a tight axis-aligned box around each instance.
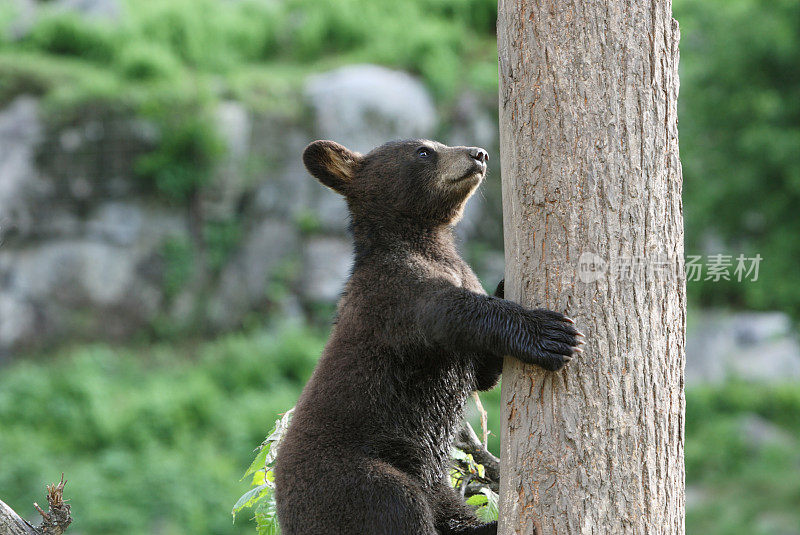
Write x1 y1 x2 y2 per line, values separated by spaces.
135 105 225 201
465 487 499 523
233 409 294 534
235 410 500 534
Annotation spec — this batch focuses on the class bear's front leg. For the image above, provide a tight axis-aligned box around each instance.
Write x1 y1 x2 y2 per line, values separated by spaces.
472 280 508 390
414 283 584 371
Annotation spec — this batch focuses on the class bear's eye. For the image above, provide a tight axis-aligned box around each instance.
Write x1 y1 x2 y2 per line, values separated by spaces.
417 147 431 159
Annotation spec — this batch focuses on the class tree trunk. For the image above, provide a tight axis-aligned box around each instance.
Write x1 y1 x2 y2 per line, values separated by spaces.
496 1 685 534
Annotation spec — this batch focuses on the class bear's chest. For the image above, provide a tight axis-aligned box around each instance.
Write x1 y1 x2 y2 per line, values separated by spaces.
407 252 464 288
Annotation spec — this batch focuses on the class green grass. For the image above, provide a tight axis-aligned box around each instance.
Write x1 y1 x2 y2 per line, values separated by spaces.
0 327 325 535
2 328 798 534
0 0 499 108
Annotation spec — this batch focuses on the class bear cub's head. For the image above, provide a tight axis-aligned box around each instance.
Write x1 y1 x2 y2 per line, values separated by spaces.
303 139 488 227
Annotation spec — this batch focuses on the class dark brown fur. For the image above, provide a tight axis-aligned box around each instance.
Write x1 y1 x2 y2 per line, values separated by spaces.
274 140 582 535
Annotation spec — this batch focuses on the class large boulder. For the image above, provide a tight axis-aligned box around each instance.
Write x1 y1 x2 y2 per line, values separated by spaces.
209 219 299 328
303 65 438 235
251 126 313 220
305 64 437 154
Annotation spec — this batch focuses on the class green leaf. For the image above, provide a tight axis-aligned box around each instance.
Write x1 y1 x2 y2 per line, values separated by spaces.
451 447 469 461
475 488 499 522
255 496 281 535
232 483 272 519
466 493 488 506
243 444 269 480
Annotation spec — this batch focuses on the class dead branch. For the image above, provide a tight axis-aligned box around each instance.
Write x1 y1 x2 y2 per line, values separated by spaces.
455 421 500 487
0 475 72 535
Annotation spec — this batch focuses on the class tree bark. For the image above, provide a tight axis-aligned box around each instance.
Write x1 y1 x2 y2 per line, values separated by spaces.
496 1 685 534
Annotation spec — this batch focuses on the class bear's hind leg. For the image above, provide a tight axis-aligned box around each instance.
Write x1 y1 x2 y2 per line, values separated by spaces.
431 484 497 535
360 460 439 535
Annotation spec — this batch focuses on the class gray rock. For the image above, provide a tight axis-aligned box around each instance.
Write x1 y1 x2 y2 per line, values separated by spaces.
201 101 252 219
730 337 800 382
730 311 791 345
684 485 709 510
209 219 298 327
10 241 137 306
0 97 42 240
5 0 36 41
252 129 312 219
305 65 436 154
0 292 35 351
26 207 83 239
738 413 795 451
86 202 145 246
301 236 352 302
35 107 154 204
0 236 169 350
686 310 800 384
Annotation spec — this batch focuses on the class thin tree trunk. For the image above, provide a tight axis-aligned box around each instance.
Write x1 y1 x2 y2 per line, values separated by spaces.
496 1 685 534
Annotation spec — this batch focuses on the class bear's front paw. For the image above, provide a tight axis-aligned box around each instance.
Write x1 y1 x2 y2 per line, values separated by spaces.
516 309 584 371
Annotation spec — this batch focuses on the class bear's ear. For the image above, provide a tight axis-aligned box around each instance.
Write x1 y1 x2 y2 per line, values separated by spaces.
302 140 362 195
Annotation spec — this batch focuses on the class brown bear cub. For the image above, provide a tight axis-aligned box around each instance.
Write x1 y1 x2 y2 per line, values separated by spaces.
275 140 583 535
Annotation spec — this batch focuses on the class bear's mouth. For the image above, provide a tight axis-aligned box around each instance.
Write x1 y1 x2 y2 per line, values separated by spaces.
451 164 486 184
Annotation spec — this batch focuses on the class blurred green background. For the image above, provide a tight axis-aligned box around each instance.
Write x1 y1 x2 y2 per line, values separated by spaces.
0 0 798 533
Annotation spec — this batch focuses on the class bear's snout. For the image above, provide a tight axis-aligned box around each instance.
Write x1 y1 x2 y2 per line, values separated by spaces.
468 147 489 164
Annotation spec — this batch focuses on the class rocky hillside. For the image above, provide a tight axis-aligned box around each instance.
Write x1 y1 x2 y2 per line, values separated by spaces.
0 64 503 357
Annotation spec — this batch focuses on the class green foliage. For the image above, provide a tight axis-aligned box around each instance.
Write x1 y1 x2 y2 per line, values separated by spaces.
465 488 500 523
0 0 499 109
684 382 800 534
161 236 195 301
676 0 800 316
205 219 244 273
293 210 322 235
24 12 118 63
450 442 499 522
2 0 799 315
234 413 499 534
0 327 325 535
233 409 294 534
135 102 225 201
117 41 181 81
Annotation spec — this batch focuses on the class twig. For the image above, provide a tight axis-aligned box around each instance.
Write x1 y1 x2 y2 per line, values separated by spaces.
0 475 72 535
455 421 500 488
471 392 489 449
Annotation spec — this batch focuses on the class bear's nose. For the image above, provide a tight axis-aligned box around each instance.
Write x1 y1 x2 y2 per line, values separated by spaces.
469 147 489 164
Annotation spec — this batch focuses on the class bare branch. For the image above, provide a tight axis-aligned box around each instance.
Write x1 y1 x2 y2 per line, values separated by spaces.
455 421 500 487
0 475 72 535
471 392 489 449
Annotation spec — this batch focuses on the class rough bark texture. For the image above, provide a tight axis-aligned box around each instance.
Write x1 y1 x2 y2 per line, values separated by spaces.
496 1 685 534
0 500 40 535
